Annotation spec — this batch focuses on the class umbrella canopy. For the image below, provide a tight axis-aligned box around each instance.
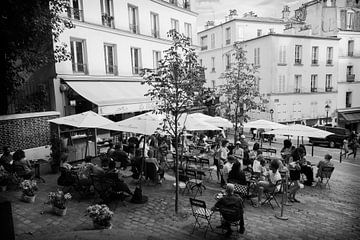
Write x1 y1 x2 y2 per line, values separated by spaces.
265 124 333 138
48 111 113 128
179 114 221 131
243 119 286 130
99 111 166 135
189 113 233 128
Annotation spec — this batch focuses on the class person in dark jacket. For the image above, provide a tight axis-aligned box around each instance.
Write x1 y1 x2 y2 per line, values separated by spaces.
227 161 247 185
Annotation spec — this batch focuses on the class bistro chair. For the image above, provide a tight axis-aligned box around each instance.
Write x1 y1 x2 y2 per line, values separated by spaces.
316 166 335 189
189 198 214 237
186 156 198 169
186 169 206 197
173 168 190 195
219 205 244 235
261 180 282 209
198 157 215 180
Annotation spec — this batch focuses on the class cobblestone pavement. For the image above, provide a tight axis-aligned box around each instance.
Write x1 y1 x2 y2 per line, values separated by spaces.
1 144 360 240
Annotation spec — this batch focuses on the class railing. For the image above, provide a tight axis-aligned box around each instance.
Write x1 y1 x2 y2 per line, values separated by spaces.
325 87 333 92
294 88 301 93
226 39 231 45
151 30 160 38
129 24 139 34
348 51 354 57
327 59 333 65
346 103 352 108
72 62 88 74
67 7 84 21
211 67 215 72
295 59 302 64
201 46 208 51
311 87 317 92
311 59 318 65
106 65 118 75
102 13 114 28
132 66 141 75
347 74 355 82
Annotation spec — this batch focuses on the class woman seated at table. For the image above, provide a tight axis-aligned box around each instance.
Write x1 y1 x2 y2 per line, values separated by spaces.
145 150 164 183
227 161 247 185
13 149 33 179
254 159 282 207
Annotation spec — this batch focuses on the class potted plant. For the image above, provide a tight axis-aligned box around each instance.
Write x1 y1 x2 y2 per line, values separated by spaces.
86 204 113 229
19 180 38 203
47 190 72 216
0 166 10 191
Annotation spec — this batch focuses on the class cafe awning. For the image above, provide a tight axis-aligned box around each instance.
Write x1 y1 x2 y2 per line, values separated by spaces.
64 79 154 116
338 108 360 123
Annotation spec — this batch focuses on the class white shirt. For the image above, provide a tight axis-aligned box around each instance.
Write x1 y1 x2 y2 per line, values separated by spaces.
223 162 233 175
252 159 261 173
233 147 244 159
269 170 282 191
220 147 228 160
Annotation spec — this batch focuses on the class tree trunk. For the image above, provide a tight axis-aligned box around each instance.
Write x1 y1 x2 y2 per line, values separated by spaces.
0 87 9 115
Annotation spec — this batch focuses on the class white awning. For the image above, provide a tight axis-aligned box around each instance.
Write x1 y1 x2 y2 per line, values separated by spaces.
65 80 155 115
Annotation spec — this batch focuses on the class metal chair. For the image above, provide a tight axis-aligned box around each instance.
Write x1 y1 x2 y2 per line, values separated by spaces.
261 180 282 209
189 198 214 237
316 166 334 189
186 169 206 197
186 156 198 169
198 157 215 180
219 206 244 235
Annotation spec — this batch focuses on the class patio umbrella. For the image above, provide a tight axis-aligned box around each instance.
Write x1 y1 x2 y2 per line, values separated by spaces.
189 113 233 129
243 119 286 130
265 124 333 138
179 114 221 131
48 110 113 128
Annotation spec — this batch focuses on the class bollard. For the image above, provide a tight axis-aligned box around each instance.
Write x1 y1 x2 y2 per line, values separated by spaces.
275 171 289 220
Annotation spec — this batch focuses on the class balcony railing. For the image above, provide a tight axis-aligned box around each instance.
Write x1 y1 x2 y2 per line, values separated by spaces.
294 59 302 64
102 13 114 28
294 88 301 93
151 30 160 38
201 46 208 51
129 24 139 34
348 51 354 57
106 65 118 75
132 66 142 75
325 86 333 92
67 7 84 21
326 59 333 65
72 62 88 74
226 39 231 45
311 87 317 92
211 67 215 72
311 59 318 65
347 74 355 82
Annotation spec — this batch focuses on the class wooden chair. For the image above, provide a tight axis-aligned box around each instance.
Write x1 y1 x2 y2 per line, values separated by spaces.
316 166 334 189
189 198 214 237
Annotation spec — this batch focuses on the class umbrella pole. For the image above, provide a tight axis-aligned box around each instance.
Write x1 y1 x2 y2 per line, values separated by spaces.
140 136 146 189
94 128 98 156
297 136 299 147
311 143 314 157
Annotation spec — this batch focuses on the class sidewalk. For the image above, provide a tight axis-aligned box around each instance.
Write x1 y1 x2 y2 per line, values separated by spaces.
1 151 360 240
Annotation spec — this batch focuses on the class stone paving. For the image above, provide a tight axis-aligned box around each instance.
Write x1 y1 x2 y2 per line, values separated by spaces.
1 144 360 240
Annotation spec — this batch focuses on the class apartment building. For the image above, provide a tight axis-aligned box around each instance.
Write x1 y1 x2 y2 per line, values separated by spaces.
241 33 339 124
54 0 196 117
197 11 287 88
292 0 360 130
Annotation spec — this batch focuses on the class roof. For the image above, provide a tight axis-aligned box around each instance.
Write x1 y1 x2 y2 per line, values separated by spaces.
240 33 340 44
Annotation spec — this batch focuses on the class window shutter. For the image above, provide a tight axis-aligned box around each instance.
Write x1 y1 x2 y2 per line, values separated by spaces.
340 10 347 29
354 12 360 31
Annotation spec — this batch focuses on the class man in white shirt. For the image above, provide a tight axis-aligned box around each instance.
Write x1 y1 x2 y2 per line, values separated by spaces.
223 156 236 185
233 141 244 162
255 159 282 207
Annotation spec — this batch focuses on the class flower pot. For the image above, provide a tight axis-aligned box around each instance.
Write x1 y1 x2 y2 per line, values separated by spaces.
0 185 7 192
22 194 36 203
52 205 67 216
93 220 112 230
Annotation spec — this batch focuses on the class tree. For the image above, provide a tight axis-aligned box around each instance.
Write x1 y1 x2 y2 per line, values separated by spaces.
1 0 74 114
142 30 206 213
218 42 262 143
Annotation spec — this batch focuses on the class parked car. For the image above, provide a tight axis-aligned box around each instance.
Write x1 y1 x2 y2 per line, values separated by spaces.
309 126 351 148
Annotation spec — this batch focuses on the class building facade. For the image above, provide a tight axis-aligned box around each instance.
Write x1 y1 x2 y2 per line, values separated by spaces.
241 33 339 124
197 12 286 88
54 0 197 117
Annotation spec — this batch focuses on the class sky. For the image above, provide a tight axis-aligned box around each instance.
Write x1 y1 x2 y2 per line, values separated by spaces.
193 0 310 31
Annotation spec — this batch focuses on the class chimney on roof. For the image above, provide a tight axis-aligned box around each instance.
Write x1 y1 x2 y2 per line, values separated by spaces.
228 9 238 20
282 5 290 21
204 20 215 29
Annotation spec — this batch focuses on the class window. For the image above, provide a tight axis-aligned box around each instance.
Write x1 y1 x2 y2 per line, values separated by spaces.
101 0 114 27
279 46 286 64
225 54 231 69
130 47 141 74
201 35 208 50
210 33 215 49
294 75 301 92
278 75 286 92
254 48 260 66
295 45 302 64
70 39 87 73
171 18 179 32
326 47 333 64
311 46 319 65
323 0 335 7
67 0 83 21
211 57 215 72
257 29 262 37
184 23 192 43
104 44 117 74
128 4 139 33
325 74 332 92
311 75 318 92
346 92 352 108
225 27 231 45
347 65 354 82
348 40 354 56
153 51 161 70
347 11 354 29
150 12 160 38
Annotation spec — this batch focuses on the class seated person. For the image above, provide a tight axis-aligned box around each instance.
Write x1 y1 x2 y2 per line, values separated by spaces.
233 141 244 161
0 146 13 172
222 156 236 186
12 149 33 179
111 144 130 169
211 183 245 237
255 159 282 207
316 154 334 180
252 154 263 175
105 162 133 196
145 150 164 183
227 161 247 185
288 161 301 203
259 159 268 181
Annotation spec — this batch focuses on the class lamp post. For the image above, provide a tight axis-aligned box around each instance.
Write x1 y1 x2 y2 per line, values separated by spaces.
270 109 274 122
325 104 330 125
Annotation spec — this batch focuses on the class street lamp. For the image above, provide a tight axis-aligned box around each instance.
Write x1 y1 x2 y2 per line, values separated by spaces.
270 109 274 122
325 104 330 124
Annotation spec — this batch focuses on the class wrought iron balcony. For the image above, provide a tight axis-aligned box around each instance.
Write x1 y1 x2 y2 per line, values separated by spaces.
325 87 333 92
72 62 88 74
347 74 355 82
67 7 84 21
129 24 139 34
311 59 318 65
102 13 114 28
294 59 302 64
311 87 317 92
326 59 333 65
151 30 160 38
226 39 231 45
106 65 118 75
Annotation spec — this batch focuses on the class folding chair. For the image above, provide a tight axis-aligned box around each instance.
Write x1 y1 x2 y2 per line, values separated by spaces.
189 198 214 237
316 166 334 189
173 168 190 194
198 157 215 180
186 169 206 197
261 180 282 209
219 206 244 235
186 156 198 169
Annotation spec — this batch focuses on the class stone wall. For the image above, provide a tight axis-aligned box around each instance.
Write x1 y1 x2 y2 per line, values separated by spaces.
0 112 60 152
